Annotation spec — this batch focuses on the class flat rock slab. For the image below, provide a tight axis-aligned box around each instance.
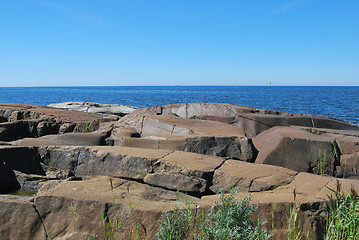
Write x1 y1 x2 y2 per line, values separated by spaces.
0 103 118 141
111 114 254 160
34 176 197 240
116 114 246 138
12 129 111 146
211 160 297 193
133 102 257 119
0 103 115 123
47 101 137 116
39 146 224 194
0 195 47 240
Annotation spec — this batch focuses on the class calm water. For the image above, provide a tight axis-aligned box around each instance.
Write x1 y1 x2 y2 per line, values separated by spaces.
0 86 358 124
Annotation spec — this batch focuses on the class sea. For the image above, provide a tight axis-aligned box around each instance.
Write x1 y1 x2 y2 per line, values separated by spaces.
0 86 358 125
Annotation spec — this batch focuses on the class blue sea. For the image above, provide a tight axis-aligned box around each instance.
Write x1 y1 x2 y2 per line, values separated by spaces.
0 86 358 125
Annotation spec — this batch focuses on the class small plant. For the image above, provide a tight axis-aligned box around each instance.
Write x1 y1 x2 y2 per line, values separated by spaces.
75 121 94 133
68 201 78 232
1 208 5 219
101 180 140 240
200 189 270 240
155 188 270 240
325 180 359 240
314 149 328 175
287 188 309 240
155 190 193 240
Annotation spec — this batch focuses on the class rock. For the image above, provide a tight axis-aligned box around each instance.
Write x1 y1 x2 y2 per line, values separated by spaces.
47 101 137 116
111 114 254 161
13 129 111 146
1 102 359 240
144 173 207 193
253 126 338 174
134 103 359 138
133 102 256 118
0 162 21 193
210 160 297 193
181 136 256 161
0 146 44 175
336 152 359 178
33 176 197 240
150 150 224 193
0 103 117 141
0 195 47 240
234 114 359 138
38 146 224 194
336 136 359 155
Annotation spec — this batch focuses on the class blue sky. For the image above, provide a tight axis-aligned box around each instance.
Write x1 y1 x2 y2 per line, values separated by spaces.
0 0 358 86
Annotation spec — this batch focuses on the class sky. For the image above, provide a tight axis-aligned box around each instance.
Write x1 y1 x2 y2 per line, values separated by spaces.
0 0 358 87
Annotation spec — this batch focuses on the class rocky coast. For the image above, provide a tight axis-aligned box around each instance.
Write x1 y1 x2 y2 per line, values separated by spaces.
0 102 359 239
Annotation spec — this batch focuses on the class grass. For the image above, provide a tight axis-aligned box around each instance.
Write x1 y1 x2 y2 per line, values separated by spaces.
75 121 95 133
155 191 193 240
314 149 328 175
100 180 140 240
287 188 309 240
325 180 359 240
155 188 270 240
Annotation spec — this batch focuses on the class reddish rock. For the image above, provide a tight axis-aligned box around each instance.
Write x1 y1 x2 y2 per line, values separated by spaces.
336 152 359 178
13 129 111 146
0 195 47 240
336 136 359 155
111 114 254 160
211 160 297 193
253 126 338 174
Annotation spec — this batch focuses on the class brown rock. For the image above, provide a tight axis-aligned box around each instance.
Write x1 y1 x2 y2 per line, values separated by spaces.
14 129 111 146
336 152 359 178
33 176 197 240
111 114 254 160
0 195 47 240
211 160 297 193
336 136 359 155
253 126 337 174
144 173 207 193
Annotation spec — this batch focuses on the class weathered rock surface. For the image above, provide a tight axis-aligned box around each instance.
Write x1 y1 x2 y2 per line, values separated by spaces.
253 126 338 174
12 128 112 146
0 102 359 240
210 160 297 193
134 103 359 137
47 101 137 116
111 114 255 161
0 103 117 141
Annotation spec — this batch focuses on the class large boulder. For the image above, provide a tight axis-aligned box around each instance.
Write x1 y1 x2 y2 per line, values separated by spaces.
253 126 339 174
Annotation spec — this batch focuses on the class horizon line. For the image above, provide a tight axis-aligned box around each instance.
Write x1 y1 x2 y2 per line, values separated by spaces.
1 85 359 88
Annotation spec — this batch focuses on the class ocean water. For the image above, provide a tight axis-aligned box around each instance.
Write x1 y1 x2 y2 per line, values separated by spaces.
0 86 358 125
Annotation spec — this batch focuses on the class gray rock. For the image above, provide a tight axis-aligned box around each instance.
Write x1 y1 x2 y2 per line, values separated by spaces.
47 101 137 116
